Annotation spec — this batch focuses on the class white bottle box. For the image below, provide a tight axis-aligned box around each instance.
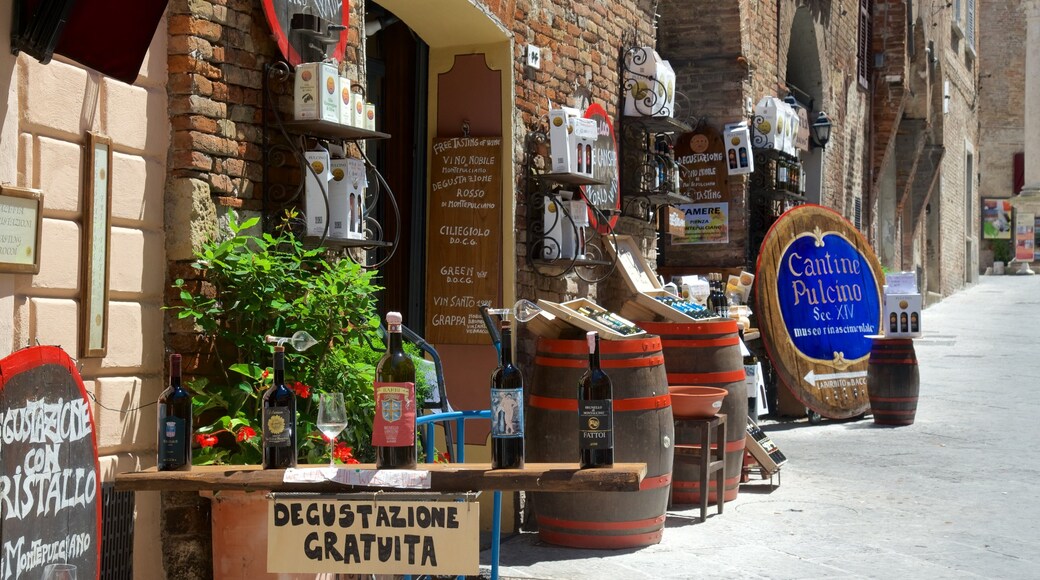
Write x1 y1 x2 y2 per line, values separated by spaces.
623 47 676 117
328 157 350 239
724 121 754 175
549 107 597 176
345 158 368 240
303 147 332 237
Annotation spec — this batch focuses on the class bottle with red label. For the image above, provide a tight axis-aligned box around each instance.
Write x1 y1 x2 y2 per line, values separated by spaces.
374 311 417 469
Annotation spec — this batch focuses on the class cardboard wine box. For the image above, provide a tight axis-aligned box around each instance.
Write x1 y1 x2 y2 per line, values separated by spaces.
303 147 332 237
294 62 339 122
345 158 367 240
549 107 597 176
623 47 676 117
328 155 350 240
605 235 704 323
724 121 754 176
541 195 587 260
883 272 922 338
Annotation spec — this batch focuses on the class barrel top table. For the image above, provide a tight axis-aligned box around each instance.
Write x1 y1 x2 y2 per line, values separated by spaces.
114 463 648 493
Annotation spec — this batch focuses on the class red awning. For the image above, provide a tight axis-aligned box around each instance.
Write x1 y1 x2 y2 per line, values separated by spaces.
13 0 169 84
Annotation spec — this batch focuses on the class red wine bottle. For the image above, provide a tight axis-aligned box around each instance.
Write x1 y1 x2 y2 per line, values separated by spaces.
491 319 524 469
578 331 614 468
158 353 192 471
374 312 417 469
263 346 297 469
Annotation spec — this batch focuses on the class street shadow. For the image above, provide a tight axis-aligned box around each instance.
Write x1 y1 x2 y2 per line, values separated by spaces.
481 531 649 567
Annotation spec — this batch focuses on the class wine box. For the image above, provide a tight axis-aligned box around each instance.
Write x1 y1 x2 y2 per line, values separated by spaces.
745 417 787 474
883 293 922 338
622 47 676 118
723 121 754 175
605 235 703 323
548 106 597 176
338 76 352 126
327 155 350 239
344 158 367 240
536 298 646 340
294 61 339 122
541 195 587 260
303 147 332 237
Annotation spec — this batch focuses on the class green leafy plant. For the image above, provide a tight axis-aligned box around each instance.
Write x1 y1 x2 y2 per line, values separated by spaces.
171 211 428 465
992 238 1013 264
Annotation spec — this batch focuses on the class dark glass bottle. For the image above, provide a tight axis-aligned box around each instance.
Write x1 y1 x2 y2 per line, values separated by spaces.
374 312 417 469
158 353 192 471
491 319 524 469
263 346 297 469
740 329 760 420
578 332 614 468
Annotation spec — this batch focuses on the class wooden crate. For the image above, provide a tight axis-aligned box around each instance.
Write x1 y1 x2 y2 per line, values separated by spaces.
536 298 646 340
606 235 707 323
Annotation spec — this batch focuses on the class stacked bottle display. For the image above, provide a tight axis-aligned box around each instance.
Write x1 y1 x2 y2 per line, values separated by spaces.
706 273 730 318
653 295 715 319
575 306 642 336
773 155 804 194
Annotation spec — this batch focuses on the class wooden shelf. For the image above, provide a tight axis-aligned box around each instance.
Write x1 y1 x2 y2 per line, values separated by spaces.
623 115 692 134
283 119 391 141
641 192 694 206
114 463 647 494
532 257 613 268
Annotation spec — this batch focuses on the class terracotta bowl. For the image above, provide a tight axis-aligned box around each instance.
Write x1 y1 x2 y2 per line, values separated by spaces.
669 386 727 419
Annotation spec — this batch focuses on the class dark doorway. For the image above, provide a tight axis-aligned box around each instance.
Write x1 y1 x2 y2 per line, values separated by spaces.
366 3 429 327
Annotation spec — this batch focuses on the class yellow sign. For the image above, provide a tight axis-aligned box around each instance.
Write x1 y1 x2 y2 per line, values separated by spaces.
267 495 480 575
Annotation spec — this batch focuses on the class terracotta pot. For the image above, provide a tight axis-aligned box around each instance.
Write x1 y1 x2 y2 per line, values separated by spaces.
669 386 727 419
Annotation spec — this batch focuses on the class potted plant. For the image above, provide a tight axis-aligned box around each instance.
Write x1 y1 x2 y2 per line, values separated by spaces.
992 239 1012 275
171 211 430 466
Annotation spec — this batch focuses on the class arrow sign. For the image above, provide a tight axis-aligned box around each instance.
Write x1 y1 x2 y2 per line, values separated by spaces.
803 369 868 387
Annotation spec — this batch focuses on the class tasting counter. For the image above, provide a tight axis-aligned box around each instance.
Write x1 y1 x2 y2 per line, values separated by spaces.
115 463 647 580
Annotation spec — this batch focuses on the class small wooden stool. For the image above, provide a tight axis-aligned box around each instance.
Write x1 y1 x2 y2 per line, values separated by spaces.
671 413 726 522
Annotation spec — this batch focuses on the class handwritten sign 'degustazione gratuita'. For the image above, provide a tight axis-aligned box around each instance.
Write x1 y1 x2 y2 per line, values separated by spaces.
0 346 101 578
755 205 884 419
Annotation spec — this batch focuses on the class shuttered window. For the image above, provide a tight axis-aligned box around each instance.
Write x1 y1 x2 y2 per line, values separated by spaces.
854 196 863 231
857 0 873 88
966 0 976 50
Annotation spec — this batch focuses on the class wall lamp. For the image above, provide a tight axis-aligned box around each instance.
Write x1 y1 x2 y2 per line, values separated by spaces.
810 111 832 149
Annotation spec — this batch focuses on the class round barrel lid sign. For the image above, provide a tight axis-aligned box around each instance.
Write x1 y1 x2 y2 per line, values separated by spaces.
0 346 101 578
755 205 883 419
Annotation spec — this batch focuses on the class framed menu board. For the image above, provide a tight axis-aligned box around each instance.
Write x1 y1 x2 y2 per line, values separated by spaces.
425 137 503 344
0 185 43 274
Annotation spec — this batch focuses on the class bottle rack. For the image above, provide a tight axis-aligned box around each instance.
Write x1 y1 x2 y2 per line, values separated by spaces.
261 61 399 268
745 147 807 269
524 130 619 283
617 45 696 223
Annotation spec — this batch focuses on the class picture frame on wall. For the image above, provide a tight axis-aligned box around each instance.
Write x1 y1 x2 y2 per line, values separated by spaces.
81 133 112 358
0 185 43 274
981 198 1013 240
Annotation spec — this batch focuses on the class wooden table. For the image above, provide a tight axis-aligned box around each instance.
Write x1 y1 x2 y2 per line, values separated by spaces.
114 462 647 493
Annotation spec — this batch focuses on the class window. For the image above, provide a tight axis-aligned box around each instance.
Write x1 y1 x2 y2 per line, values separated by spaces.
854 196 863 231
857 0 873 88
966 0 976 53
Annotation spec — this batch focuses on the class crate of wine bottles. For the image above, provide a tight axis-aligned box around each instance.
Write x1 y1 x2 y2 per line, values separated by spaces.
536 298 646 340
605 235 714 323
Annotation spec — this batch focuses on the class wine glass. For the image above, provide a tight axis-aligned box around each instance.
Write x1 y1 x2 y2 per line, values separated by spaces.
316 393 348 467
43 564 77 580
264 331 318 352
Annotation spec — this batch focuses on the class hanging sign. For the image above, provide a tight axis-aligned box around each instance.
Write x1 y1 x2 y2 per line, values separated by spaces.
267 495 479 575
755 205 884 419
262 0 350 66
0 346 101 578
1015 211 1035 262
426 137 503 344
675 127 729 204
580 104 620 232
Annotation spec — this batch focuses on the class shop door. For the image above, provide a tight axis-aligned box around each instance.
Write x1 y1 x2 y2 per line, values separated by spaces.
367 14 428 325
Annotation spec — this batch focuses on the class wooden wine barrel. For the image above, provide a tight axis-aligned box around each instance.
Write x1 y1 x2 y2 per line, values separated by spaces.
639 320 747 504
867 338 920 426
527 336 674 549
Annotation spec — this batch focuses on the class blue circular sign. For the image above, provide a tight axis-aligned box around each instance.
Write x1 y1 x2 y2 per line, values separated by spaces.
776 232 881 362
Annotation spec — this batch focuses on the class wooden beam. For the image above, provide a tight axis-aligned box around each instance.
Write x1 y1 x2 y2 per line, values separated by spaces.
115 463 648 494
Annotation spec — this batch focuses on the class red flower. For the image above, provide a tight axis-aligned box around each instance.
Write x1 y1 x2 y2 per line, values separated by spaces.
261 369 270 380
236 426 257 442
292 381 311 398
333 442 358 464
435 450 451 464
195 434 218 448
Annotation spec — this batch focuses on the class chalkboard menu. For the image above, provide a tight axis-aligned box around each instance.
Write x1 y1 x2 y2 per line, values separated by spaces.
0 346 101 578
426 137 503 345
755 205 883 419
675 127 730 204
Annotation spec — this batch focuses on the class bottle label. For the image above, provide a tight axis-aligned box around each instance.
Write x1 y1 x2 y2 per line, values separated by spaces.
745 363 759 398
578 399 613 449
264 407 293 447
158 415 187 467
491 388 524 438
373 382 416 447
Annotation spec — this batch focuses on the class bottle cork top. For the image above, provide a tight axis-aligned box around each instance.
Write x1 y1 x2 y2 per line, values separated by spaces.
586 331 597 353
274 346 285 353
386 311 402 325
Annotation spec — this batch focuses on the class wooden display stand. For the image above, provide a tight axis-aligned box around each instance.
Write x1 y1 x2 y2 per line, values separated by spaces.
605 235 706 323
743 418 786 488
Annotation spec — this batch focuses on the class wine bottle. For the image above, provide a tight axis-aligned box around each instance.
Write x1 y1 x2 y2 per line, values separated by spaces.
158 353 192 471
263 346 297 469
740 329 760 420
374 312 417 469
578 331 614 468
490 319 524 469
